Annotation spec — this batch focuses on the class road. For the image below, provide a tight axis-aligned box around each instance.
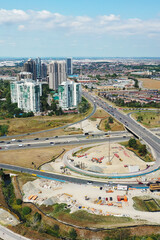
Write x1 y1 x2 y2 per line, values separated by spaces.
0 133 131 151
0 224 30 240
83 91 160 155
81 91 160 174
0 163 149 189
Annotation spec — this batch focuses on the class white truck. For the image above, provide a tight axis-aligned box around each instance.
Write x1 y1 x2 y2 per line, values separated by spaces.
117 184 128 191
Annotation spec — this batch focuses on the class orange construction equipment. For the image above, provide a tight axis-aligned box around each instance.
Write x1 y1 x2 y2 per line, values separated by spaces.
124 196 128 202
32 195 38 200
106 190 114 193
108 202 113 206
117 195 128 202
28 195 34 200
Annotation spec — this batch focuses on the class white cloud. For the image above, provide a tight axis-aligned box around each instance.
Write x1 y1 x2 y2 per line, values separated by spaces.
18 25 25 31
0 9 29 24
1 8 160 38
99 14 120 24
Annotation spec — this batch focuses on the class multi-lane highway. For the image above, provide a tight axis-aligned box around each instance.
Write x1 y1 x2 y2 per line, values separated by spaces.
83 91 160 167
0 90 160 182
0 132 131 151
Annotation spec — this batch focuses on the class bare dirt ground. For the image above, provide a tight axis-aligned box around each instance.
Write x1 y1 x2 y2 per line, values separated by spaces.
69 143 148 174
0 146 75 168
138 78 160 90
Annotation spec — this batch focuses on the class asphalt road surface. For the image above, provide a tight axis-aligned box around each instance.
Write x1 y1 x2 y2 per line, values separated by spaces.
83 91 160 165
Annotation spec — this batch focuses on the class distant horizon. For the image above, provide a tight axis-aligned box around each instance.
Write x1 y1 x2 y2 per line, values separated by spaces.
1 56 160 60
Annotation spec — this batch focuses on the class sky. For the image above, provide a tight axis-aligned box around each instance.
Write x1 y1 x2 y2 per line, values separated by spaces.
1 0 160 57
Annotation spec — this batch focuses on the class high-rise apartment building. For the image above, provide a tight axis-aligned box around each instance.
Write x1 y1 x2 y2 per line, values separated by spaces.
66 58 73 75
41 63 47 80
23 58 37 80
35 57 41 80
10 80 41 113
58 80 81 110
49 61 67 90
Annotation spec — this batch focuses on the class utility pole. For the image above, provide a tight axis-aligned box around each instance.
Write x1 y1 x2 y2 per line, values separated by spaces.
108 131 111 165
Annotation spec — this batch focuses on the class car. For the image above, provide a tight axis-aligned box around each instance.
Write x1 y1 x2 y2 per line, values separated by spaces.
87 181 93 185
50 142 54 145
27 144 31 146
138 182 143 185
34 138 39 140
55 136 58 138
7 142 10 144
0 147 2 149
45 138 49 140
0 141 4 143
17 140 22 142
11 139 16 141
19 144 23 147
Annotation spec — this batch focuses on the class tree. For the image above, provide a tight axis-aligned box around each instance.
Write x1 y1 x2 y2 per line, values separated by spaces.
137 116 143 122
33 212 41 222
108 116 114 124
138 144 147 156
128 138 137 149
69 228 77 240
22 206 32 215
0 124 9 136
105 122 111 130
16 199 22 205
53 224 59 232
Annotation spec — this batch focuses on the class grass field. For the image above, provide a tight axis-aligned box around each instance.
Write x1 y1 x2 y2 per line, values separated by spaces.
138 78 160 90
0 145 76 168
132 111 160 128
133 196 160 212
90 107 124 132
40 205 136 228
0 100 93 136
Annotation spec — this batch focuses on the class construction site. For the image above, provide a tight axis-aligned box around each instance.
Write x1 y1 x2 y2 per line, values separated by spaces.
22 177 160 225
67 143 149 174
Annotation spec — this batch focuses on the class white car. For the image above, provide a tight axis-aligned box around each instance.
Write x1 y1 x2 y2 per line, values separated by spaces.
19 144 23 147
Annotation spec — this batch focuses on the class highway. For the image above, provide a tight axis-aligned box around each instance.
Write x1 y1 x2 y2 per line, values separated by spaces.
0 90 160 182
0 132 131 151
0 162 149 189
83 91 160 164
0 224 30 240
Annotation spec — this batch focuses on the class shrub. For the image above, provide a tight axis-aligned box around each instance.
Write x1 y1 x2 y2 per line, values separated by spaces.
69 228 77 240
33 212 41 222
16 199 22 205
53 224 59 232
22 206 32 215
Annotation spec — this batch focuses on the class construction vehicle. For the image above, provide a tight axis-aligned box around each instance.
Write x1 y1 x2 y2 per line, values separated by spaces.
149 183 160 192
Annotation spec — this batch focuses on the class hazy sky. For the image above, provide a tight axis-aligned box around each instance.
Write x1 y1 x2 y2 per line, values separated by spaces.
1 0 160 57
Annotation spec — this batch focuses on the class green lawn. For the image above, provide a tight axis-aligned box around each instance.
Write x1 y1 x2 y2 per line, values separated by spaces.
133 196 160 212
132 111 160 128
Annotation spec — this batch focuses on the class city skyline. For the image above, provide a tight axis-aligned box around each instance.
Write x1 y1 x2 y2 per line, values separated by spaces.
1 0 160 57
